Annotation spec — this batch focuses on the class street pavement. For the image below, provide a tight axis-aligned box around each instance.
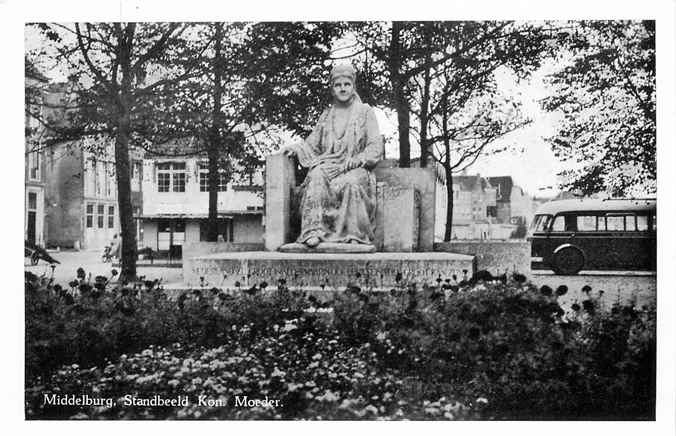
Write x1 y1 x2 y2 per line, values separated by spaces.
530 271 656 308
25 249 657 308
24 249 183 287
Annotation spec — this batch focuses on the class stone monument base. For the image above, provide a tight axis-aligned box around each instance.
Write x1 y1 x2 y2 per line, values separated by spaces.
184 251 476 290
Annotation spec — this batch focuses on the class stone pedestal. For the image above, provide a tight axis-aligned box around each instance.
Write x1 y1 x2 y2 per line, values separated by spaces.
184 251 476 290
264 154 296 251
373 167 436 251
382 187 420 252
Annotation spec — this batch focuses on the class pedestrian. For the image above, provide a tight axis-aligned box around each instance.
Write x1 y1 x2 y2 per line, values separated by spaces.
110 234 121 262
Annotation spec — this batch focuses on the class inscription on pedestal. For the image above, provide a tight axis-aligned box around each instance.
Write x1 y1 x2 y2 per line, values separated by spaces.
184 252 476 290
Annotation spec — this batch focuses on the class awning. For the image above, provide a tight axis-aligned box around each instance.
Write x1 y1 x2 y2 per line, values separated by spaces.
136 211 263 219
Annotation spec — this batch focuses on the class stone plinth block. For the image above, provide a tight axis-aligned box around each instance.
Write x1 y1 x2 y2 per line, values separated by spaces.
374 167 436 251
381 187 420 252
264 154 296 251
183 251 476 290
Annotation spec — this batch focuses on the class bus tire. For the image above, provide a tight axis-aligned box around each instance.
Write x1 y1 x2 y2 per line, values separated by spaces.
552 246 585 275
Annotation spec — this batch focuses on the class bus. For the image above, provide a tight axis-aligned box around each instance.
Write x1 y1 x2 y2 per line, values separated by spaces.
528 198 656 275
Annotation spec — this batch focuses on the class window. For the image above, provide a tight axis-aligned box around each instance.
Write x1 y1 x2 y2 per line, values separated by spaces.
108 205 115 228
199 163 228 192
199 219 233 242
157 162 186 193
158 172 170 192
28 152 40 181
605 215 625 231
597 217 607 231
28 192 37 210
636 215 648 231
105 162 112 196
173 170 186 192
97 204 104 228
552 215 565 232
530 214 551 233
131 161 143 191
576 215 597 232
86 203 94 228
96 161 104 196
652 214 656 231
132 161 142 180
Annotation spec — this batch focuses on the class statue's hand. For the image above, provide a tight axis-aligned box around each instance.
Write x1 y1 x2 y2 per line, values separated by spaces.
343 157 363 172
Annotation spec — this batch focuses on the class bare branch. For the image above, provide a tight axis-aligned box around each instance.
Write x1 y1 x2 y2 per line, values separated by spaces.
75 23 114 94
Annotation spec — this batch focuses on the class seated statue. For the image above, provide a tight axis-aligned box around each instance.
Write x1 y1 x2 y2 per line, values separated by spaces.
280 64 383 251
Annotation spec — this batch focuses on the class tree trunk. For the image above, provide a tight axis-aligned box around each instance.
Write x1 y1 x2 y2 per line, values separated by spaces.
442 90 453 241
419 29 432 168
115 24 137 280
389 21 411 168
444 165 454 241
206 23 224 242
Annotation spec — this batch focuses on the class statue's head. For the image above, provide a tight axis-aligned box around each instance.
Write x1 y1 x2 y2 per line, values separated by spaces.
330 63 357 104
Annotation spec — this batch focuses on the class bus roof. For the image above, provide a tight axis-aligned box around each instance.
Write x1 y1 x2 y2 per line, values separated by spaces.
534 198 656 215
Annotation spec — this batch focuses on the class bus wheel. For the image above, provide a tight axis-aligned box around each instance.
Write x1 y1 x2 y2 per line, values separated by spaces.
553 247 585 275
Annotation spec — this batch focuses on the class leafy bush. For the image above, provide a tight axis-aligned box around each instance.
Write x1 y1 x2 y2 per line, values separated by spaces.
25 269 655 420
26 319 474 420
333 281 656 419
25 269 309 382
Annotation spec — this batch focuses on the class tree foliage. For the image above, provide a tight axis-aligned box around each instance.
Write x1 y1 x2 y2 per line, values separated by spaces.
241 22 348 137
349 22 550 169
28 23 191 279
541 21 656 196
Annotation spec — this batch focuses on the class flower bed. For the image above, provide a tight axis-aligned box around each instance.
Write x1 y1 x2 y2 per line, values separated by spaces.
25 269 656 420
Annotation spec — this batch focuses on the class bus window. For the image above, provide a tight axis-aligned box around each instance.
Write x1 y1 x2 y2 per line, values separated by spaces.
577 215 597 231
636 215 648 231
606 215 625 231
531 214 551 232
552 215 565 232
597 216 607 231
652 214 656 231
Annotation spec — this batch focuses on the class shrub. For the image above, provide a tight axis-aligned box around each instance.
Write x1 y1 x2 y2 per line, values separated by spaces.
25 270 309 382
25 270 655 420
332 281 656 419
26 320 475 420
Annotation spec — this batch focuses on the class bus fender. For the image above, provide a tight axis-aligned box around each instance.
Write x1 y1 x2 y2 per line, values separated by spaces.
553 243 579 254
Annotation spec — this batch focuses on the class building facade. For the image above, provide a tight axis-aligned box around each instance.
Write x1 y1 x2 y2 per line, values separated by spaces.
447 174 498 240
140 151 264 259
43 138 144 250
25 71 48 246
25 132 46 247
487 176 534 226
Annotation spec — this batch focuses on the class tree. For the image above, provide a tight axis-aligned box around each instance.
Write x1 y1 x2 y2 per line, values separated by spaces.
28 23 190 280
144 22 251 242
160 22 347 241
428 78 529 241
350 21 550 170
541 21 655 196
241 22 348 138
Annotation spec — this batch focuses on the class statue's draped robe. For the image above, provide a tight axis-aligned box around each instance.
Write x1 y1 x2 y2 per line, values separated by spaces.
288 99 383 245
